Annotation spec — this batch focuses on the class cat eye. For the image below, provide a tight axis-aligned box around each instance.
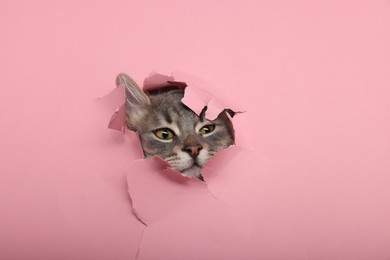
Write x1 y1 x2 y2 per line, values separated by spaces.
153 128 175 140
199 124 216 136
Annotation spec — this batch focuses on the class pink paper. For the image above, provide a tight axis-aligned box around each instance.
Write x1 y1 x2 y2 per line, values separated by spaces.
1 1 390 259
127 147 310 260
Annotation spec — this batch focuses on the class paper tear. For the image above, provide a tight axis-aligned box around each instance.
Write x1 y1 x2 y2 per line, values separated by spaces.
126 155 211 259
125 146 269 260
101 72 256 259
135 227 146 260
143 73 187 94
98 72 334 259
173 71 244 120
126 157 207 224
143 73 175 90
108 104 126 132
127 188 147 227
127 189 147 260
102 72 243 180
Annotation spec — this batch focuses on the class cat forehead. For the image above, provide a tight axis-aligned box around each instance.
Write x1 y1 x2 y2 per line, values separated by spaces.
149 92 183 109
148 92 199 124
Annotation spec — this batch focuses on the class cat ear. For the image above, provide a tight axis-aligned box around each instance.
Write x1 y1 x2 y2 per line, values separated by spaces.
116 73 151 131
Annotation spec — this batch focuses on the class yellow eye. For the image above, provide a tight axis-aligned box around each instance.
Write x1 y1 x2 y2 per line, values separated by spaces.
199 124 216 136
153 128 175 140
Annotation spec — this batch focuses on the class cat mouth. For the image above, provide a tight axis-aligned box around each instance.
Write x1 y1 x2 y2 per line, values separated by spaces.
181 162 201 172
180 159 201 170
180 163 202 177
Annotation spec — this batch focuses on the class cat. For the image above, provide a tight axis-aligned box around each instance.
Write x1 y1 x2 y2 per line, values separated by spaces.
116 73 235 179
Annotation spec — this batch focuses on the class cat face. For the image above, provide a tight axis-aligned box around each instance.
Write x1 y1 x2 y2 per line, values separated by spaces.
117 73 234 178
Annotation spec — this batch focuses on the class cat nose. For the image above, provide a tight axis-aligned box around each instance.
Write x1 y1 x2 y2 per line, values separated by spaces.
183 144 203 158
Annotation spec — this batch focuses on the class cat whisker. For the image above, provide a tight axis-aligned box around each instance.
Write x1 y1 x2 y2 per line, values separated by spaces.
165 157 180 162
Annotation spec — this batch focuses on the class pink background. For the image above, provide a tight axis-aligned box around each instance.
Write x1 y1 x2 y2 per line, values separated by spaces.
1 1 390 259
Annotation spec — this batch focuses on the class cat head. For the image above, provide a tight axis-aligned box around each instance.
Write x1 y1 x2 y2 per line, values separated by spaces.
116 73 235 178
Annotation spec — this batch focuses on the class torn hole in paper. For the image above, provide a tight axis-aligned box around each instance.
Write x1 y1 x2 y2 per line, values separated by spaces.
109 72 242 180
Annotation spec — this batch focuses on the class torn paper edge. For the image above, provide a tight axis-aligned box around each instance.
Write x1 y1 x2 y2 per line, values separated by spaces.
99 71 245 181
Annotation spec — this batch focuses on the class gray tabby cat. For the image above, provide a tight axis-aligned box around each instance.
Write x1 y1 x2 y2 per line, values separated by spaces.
116 73 235 179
